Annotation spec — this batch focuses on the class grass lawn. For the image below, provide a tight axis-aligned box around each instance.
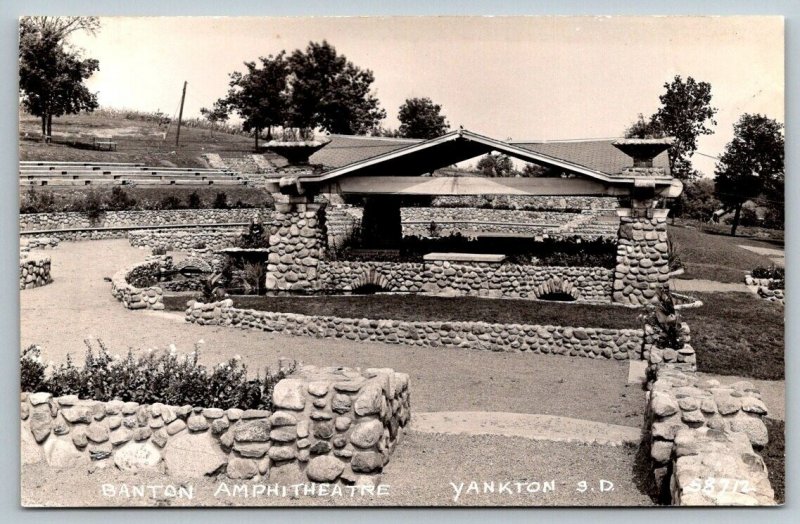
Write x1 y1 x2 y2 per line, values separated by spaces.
759 418 785 504
668 224 779 283
165 293 643 330
680 292 784 380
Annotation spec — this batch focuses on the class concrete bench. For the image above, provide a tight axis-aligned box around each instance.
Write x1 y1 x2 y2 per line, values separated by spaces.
422 252 507 263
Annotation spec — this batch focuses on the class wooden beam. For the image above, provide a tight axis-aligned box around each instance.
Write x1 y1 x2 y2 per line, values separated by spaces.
322 176 632 196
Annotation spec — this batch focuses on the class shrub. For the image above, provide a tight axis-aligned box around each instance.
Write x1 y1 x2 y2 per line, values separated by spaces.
77 189 106 224
768 279 784 290
20 345 46 393
20 187 57 214
213 192 229 209
20 339 297 410
187 190 202 209
752 266 784 280
242 262 266 294
152 246 168 256
106 187 137 211
237 221 269 249
640 287 686 350
197 272 227 303
192 241 208 250
159 195 184 210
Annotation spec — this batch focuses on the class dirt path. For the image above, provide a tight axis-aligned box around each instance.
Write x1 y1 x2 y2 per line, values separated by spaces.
21 431 654 507
20 239 646 427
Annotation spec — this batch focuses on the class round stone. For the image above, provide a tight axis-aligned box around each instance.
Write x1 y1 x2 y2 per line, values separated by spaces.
306 455 344 483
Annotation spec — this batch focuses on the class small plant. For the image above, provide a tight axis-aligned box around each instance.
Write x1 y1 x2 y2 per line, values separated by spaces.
192 241 208 250
159 195 184 210
106 187 137 211
79 189 106 225
241 261 266 295
640 287 685 350
152 246 167 256
197 272 227 303
768 279 785 291
667 236 683 272
20 186 57 214
21 340 297 410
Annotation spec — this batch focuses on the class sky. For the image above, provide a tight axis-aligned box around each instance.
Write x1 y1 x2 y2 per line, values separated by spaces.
68 16 784 177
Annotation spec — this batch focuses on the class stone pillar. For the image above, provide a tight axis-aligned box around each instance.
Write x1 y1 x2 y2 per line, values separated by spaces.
266 194 328 292
612 206 671 305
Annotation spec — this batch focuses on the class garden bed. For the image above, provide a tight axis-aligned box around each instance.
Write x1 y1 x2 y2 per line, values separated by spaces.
167 293 642 330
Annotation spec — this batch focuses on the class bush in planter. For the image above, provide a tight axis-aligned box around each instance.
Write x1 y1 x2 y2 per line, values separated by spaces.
20 339 296 410
640 287 686 350
752 265 784 280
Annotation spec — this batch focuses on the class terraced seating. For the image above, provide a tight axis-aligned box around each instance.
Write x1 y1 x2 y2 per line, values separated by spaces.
19 161 247 187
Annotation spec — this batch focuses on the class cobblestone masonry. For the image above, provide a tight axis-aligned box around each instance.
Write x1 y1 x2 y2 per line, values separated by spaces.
400 207 617 240
20 257 52 290
431 195 619 210
642 322 775 505
185 299 644 360
320 260 613 302
20 209 265 231
266 201 328 292
21 365 410 484
613 210 671 305
110 256 171 310
128 228 244 251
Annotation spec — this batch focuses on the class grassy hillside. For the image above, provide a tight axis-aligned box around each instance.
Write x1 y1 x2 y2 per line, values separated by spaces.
19 109 264 168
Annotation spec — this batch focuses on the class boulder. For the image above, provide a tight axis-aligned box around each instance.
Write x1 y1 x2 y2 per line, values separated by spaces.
272 379 306 411
306 455 344 482
226 457 258 480
43 437 89 469
163 431 227 477
350 420 383 449
114 441 162 472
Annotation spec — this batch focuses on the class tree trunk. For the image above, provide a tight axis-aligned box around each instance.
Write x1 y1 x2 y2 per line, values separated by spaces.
47 114 53 139
41 116 47 140
254 127 259 151
266 126 272 141
730 203 742 237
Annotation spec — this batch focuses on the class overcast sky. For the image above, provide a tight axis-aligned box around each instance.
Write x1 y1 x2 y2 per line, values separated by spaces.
68 16 783 177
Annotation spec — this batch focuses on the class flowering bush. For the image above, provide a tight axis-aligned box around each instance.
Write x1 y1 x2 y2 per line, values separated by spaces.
752 265 784 280
639 287 686 350
20 339 296 410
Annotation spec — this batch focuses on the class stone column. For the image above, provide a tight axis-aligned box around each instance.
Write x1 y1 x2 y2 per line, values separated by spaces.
612 206 671 305
266 194 328 292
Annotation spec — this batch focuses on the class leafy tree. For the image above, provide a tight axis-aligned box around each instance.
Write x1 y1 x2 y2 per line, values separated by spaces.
714 114 784 236
670 178 720 221
397 97 449 139
213 192 229 210
477 153 515 177
19 17 100 138
199 100 230 137
651 76 718 180
287 41 386 135
187 191 202 209
624 113 665 139
216 52 290 149
521 163 550 177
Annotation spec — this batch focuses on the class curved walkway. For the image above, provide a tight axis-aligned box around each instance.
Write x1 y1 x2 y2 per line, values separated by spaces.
20 239 646 427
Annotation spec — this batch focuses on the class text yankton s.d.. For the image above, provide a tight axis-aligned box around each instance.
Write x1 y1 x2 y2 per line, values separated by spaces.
449 479 615 502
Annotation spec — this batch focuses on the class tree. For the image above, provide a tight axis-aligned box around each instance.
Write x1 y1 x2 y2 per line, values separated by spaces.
199 100 230 137
287 41 386 135
714 114 784 236
477 153 515 177
670 178 720 221
521 163 550 177
397 97 449 139
19 17 100 138
21 16 100 41
651 76 718 180
216 53 290 149
624 113 665 139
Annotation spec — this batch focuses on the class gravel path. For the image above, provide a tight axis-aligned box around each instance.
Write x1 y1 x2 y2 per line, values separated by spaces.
20 239 646 427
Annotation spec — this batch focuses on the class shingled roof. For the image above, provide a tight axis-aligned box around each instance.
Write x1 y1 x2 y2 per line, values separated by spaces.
309 134 670 178
512 139 670 176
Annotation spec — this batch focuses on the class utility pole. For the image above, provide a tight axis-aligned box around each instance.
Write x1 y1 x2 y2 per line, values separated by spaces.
175 81 187 147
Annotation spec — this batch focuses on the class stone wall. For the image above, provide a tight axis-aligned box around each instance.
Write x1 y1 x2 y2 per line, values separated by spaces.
266 200 328 291
431 195 619 210
400 207 618 240
319 260 613 303
642 322 776 505
186 299 644 360
110 256 171 310
128 228 244 251
20 257 52 290
21 364 410 485
613 210 671 305
20 209 265 232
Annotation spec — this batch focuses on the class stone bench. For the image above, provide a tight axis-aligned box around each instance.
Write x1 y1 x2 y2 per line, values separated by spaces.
422 252 506 263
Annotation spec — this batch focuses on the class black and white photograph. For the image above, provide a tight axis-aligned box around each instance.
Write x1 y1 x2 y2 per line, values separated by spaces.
17 15 785 507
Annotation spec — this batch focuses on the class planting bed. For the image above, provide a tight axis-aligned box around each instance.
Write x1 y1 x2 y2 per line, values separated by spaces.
166 294 642 330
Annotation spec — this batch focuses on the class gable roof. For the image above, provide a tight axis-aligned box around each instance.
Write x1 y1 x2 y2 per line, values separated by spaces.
309 135 421 169
301 129 674 187
512 139 670 177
